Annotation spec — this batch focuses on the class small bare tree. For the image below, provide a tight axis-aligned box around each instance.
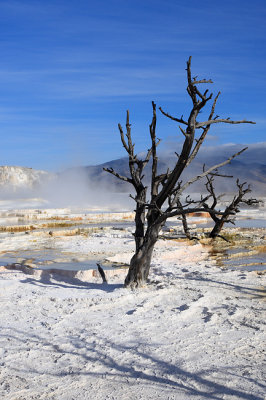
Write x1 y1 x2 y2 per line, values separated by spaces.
203 176 259 240
104 57 255 288
180 175 259 242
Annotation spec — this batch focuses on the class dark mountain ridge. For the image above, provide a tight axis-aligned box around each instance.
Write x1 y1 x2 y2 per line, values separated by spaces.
80 143 266 196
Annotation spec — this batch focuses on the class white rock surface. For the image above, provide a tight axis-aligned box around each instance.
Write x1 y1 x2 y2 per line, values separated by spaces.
0 166 52 191
0 226 265 400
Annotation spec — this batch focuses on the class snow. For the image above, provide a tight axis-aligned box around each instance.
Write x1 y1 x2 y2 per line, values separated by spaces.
0 212 265 399
0 166 51 190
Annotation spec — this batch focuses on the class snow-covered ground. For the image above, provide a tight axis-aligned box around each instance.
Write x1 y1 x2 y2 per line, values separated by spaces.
0 209 265 400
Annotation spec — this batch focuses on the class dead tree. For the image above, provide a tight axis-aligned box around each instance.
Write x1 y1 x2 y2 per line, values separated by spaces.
180 175 259 242
104 57 255 288
203 176 259 239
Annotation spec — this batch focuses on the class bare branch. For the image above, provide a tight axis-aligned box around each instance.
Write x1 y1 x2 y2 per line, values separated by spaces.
216 235 231 243
179 126 187 137
187 92 221 166
118 123 130 153
205 174 217 208
178 147 248 196
129 194 148 205
194 86 213 102
126 110 134 154
186 56 197 104
157 206 224 223
209 172 234 178
150 101 158 199
196 118 256 129
159 107 188 125
97 264 108 283
186 56 215 109
142 137 161 168
103 167 132 183
192 79 213 85
143 147 153 164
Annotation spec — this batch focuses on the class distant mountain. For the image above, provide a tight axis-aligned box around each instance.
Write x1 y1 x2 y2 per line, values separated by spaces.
0 143 265 204
81 142 266 196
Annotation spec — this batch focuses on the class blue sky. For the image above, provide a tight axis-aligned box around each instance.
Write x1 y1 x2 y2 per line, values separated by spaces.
0 0 265 171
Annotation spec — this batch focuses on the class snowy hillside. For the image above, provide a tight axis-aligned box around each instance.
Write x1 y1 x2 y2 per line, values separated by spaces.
0 166 53 192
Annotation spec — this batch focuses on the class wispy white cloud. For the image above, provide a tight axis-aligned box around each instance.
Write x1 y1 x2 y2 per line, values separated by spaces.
0 0 265 170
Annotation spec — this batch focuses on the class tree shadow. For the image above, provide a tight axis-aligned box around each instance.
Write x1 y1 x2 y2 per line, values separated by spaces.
1 327 264 400
5 264 123 292
20 271 123 292
181 273 266 299
151 267 266 299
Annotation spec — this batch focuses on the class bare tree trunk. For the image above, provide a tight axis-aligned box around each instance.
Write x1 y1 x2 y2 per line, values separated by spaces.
125 222 162 288
134 188 146 251
180 213 193 239
209 220 225 238
124 244 155 288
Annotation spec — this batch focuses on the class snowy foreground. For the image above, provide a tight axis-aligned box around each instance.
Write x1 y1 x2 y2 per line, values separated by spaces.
0 219 265 399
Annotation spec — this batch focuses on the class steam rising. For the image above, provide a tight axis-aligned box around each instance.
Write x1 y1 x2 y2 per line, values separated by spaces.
1 142 265 209
0 167 132 211
40 168 132 210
